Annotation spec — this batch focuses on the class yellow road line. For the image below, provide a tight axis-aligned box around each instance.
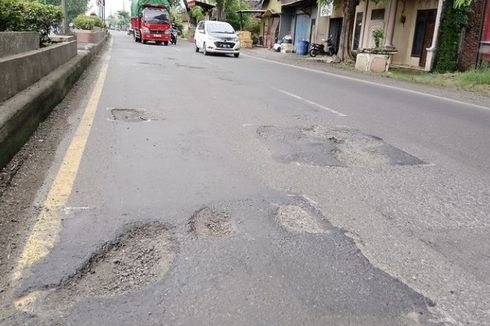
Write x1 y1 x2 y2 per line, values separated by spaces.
13 39 113 282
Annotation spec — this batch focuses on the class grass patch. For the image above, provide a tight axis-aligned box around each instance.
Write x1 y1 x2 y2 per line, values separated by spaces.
384 67 490 94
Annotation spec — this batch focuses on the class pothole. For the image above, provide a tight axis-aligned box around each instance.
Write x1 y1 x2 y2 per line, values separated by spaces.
189 207 238 239
138 61 162 66
175 63 206 70
257 125 425 167
257 125 342 166
61 223 175 297
110 108 151 122
16 223 176 312
303 126 425 167
274 205 326 234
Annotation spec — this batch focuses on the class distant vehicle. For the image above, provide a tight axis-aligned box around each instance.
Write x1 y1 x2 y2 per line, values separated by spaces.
131 0 172 45
171 23 178 45
194 21 240 57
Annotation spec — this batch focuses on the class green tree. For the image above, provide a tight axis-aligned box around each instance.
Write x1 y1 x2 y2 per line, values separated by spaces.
223 0 249 30
189 5 204 23
41 0 88 21
116 10 130 30
169 6 185 30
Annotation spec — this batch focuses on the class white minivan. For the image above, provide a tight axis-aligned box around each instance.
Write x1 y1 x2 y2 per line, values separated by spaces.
194 21 240 57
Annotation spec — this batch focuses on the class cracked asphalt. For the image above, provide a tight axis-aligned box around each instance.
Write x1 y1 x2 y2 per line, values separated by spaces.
1 31 489 325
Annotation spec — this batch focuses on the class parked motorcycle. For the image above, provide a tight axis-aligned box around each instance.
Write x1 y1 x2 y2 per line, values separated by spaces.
309 37 335 57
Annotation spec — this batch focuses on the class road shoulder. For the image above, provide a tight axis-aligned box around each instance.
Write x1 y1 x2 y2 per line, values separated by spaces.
242 48 490 108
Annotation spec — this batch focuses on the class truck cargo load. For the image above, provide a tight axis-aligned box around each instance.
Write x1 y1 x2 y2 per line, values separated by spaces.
131 0 170 17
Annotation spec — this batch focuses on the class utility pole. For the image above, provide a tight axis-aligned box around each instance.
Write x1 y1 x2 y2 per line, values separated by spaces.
61 0 69 34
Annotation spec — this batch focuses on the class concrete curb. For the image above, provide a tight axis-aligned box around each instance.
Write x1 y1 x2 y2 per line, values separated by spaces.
0 35 110 169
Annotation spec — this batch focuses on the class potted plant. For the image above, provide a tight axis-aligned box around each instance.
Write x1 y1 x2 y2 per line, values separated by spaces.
355 28 397 73
72 14 107 44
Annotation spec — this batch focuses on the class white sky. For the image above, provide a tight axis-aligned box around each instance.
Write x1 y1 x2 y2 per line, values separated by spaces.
87 0 132 17
87 0 184 18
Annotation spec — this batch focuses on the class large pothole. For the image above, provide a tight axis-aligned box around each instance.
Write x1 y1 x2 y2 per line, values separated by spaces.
15 223 176 312
257 125 342 166
61 223 175 297
257 125 425 167
189 207 238 239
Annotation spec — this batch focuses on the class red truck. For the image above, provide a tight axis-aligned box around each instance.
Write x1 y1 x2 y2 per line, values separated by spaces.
131 1 172 45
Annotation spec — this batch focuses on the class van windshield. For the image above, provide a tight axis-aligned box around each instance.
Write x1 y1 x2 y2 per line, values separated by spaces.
207 23 235 34
143 9 170 24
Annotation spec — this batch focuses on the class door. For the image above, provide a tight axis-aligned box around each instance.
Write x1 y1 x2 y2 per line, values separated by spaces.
411 10 437 66
420 20 435 66
196 22 205 48
294 14 311 50
328 18 342 54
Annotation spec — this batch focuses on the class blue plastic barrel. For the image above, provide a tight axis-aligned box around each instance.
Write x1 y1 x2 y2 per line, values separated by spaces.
296 40 309 55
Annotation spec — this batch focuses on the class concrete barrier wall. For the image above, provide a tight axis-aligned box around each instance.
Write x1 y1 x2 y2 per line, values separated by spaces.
0 40 77 103
0 32 39 58
0 34 109 169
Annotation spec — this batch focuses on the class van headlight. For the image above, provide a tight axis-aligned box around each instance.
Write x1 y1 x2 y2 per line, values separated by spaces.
142 27 150 33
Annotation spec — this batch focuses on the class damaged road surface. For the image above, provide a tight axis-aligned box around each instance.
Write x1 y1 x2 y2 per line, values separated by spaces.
1 31 490 325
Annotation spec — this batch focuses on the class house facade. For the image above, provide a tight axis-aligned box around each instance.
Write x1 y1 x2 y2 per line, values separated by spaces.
259 0 282 48
312 0 444 71
279 0 318 49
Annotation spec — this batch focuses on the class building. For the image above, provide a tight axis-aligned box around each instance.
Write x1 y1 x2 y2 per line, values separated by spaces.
259 0 282 48
458 0 487 70
479 0 490 63
279 0 318 50
312 0 445 71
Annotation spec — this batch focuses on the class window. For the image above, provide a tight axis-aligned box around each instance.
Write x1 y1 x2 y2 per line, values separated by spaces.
143 9 170 24
371 9 385 20
206 22 235 34
353 12 363 50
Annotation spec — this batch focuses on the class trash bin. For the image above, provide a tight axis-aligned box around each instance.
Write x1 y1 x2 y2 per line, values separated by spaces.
296 40 309 55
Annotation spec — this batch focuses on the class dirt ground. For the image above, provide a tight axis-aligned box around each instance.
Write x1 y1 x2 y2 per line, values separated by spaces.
0 59 101 307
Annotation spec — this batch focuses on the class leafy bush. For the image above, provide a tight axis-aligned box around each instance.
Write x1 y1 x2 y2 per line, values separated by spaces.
0 0 62 44
434 0 470 72
25 1 62 42
169 7 184 30
0 0 25 31
72 14 103 30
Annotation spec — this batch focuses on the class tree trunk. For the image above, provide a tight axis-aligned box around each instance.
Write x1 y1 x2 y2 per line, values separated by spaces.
336 0 356 61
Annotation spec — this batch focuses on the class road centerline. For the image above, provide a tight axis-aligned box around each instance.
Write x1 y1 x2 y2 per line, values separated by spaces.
273 88 348 117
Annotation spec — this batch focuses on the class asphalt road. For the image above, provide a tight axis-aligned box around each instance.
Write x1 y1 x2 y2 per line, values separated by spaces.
1 31 489 325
